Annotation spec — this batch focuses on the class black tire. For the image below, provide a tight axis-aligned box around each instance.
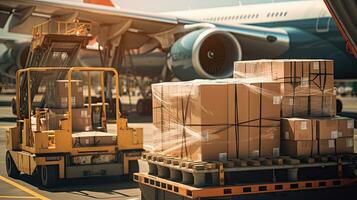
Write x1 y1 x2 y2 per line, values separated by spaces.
136 99 145 115
143 99 152 115
129 160 139 179
40 165 58 188
336 98 343 113
6 151 20 178
136 99 152 116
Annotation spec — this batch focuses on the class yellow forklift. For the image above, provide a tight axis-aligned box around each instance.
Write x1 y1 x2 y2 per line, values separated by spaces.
6 67 143 187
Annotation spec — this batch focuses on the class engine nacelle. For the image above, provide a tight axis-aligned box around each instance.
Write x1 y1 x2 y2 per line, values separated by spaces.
0 43 30 85
167 29 242 80
0 43 29 68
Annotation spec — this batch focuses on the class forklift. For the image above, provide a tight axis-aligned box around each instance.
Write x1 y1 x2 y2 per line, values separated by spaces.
5 67 143 187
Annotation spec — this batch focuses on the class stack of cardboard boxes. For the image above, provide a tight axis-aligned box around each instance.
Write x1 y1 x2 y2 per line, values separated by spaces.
45 80 92 132
235 59 353 157
152 80 281 162
234 59 336 117
151 59 354 162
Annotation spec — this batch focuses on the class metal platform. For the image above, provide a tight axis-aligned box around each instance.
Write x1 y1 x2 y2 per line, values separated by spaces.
134 172 357 200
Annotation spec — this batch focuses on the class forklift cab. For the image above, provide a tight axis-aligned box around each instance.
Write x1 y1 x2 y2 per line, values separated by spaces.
14 67 122 150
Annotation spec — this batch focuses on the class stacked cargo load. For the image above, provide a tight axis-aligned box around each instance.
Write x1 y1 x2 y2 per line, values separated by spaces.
142 59 357 191
45 80 92 132
151 59 354 162
152 80 282 162
234 59 336 117
234 59 354 157
44 79 117 147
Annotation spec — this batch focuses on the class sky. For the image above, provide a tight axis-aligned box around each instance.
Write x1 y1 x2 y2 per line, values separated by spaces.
114 0 310 12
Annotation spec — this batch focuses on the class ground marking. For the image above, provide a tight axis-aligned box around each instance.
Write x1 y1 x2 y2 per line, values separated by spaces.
0 176 49 200
0 196 37 199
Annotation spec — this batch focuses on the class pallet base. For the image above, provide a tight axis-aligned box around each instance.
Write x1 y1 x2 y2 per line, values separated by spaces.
143 153 357 187
135 173 357 199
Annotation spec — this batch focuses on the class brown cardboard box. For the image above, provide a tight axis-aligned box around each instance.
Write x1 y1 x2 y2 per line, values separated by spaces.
184 82 232 161
249 82 281 120
336 117 354 138
248 82 281 158
151 80 281 161
47 80 84 108
309 95 336 117
234 59 334 96
280 82 310 97
282 118 315 141
318 139 336 154
281 140 317 157
152 81 230 161
281 96 309 117
72 108 92 132
48 108 92 132
309 60 334 93
336 137 354 154
314 118 338 139
227 83 250 159
45 109 66 130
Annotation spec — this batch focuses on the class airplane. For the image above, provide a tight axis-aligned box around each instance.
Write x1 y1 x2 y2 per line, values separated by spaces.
0 0 356 112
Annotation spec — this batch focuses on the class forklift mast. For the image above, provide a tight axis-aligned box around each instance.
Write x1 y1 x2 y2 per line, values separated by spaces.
18 20 92 119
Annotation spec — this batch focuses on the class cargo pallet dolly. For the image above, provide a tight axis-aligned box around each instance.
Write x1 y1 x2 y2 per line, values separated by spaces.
135 153 357 199
6 67 144 187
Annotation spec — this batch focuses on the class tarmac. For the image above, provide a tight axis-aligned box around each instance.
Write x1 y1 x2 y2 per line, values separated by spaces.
0 96 356 199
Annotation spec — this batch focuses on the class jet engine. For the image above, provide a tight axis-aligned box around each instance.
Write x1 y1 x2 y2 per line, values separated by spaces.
0 43 30 83
167 29 242 80
0 43 29 68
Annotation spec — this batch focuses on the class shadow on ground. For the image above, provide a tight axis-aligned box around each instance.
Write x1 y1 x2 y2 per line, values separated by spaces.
16 173 139 199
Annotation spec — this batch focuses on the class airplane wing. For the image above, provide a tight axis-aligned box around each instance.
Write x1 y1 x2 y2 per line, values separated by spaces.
0 0 289 55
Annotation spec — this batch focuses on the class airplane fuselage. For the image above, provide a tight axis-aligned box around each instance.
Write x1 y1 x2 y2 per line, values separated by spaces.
165 0 356 79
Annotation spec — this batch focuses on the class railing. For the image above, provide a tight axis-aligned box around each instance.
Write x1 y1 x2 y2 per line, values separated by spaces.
32 20 92 39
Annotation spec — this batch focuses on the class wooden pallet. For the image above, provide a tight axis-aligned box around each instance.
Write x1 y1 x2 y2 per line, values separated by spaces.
142 152 357 187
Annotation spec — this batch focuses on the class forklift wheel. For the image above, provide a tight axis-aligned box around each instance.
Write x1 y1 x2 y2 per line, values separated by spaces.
6 151 20 178
40 165 58 188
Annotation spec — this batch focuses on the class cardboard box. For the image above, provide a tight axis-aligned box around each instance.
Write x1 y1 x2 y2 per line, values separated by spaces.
282 118 315 141
314 118 337 139
227 83 250 159
249 82 281 120
336 117 354 138
309 95 336 117
47 108 92 132
182 82 233 161
314 118 338 139
318 139 336 154
281 96 309 117
234 59 334 95
336 137 354 154
47 80 84 108
281 140 317 157
72 108 92 132
151 80 282 161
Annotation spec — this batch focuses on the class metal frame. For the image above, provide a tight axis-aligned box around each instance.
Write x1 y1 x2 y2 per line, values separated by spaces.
16 67 121 134
134 173 357 199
